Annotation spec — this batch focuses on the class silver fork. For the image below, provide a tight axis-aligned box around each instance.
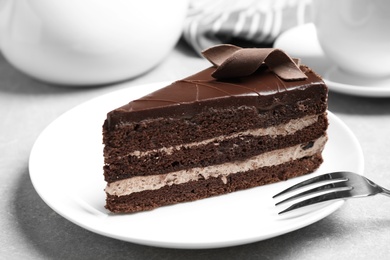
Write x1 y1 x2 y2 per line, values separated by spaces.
273 171 390 214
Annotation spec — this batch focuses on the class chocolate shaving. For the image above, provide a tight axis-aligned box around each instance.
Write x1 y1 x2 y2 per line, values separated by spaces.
201 44 307 81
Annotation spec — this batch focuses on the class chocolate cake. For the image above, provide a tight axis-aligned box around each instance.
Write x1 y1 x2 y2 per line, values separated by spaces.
103 44 328 213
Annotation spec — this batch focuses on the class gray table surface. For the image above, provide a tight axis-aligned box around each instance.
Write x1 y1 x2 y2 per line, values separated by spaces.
1 41 390 260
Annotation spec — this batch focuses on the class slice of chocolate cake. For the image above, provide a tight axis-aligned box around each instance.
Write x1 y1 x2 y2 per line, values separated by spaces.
103 44 328 213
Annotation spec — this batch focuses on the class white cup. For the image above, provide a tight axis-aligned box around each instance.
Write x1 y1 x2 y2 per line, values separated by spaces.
312 0 390 79
0 0 188 86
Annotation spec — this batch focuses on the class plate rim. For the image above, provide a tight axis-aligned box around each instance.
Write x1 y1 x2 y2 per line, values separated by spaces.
324 78 390 97
28 81 364 249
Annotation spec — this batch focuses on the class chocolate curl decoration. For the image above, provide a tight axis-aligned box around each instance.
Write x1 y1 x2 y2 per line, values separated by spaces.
201 44 307 81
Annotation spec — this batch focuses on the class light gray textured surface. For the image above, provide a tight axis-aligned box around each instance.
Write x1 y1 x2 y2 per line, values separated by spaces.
1 41 390 260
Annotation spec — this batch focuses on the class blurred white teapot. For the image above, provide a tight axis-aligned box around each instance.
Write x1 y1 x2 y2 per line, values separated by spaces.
0 0 188 85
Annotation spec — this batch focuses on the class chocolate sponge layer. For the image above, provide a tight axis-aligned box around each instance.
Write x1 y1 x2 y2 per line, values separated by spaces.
104 114 327 182
105 153 323 213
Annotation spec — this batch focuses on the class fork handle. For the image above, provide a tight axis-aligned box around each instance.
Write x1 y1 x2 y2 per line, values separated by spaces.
381 187 390 197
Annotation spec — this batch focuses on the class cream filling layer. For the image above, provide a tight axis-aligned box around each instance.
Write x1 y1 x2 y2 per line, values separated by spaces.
128 114 319 157
105 135 327 196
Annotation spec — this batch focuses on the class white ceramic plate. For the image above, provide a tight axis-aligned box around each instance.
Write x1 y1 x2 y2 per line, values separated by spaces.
29 82 364 249
274 23 390 97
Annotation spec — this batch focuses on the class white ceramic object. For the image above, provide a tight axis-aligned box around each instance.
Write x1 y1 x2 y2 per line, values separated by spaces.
274 23 390 97
0 0 188 85
29 82 364 249
312 0 390 78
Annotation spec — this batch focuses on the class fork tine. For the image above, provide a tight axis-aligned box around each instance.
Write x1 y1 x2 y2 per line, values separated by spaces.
273 173 335 198
273 172 349 198
275 180 350 206
278 189 352 214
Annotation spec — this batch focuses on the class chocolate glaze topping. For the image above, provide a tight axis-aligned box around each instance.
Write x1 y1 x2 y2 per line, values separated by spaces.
106 45 325 129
